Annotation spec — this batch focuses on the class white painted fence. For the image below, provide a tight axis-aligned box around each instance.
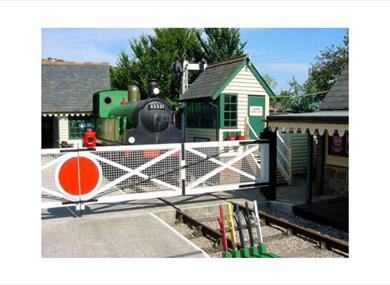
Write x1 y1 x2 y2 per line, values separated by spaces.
41 140 269 210
184 140 268 195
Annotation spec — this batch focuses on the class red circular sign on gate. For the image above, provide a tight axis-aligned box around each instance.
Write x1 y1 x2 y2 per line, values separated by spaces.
55 153 102 201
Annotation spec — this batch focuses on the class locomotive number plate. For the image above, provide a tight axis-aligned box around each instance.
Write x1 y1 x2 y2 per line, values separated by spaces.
148 103 165 110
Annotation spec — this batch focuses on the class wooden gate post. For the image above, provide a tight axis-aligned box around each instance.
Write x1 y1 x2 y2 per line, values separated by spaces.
260 128 277 200
305 131 313 206
268 130 277 200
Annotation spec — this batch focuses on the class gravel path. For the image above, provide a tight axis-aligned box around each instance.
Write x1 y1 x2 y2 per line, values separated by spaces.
257 202 349 241
169 213 346 258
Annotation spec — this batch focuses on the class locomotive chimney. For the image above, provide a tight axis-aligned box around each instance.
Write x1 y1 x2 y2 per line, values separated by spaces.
127 85 140 102
148 79 160 97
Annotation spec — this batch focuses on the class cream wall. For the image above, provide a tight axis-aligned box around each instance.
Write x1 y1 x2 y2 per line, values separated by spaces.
58 116 69 143
186 128 217 142
185 64 272 142
221 65 270 140
58 115 83 146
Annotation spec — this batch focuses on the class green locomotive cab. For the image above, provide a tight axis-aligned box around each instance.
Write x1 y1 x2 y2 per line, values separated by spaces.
93 89 137 144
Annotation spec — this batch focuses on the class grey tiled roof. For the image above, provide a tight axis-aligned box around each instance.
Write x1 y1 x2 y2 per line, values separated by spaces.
267 110 348 124
181 59 245 100
42 62 110 113
319 67 348 111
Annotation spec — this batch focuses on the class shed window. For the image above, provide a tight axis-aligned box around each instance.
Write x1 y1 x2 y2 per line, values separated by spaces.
68 117 94 139
223 94 237 128
186 100 217 128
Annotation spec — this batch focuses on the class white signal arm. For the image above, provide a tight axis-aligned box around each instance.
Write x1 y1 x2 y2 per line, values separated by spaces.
181 60 207 95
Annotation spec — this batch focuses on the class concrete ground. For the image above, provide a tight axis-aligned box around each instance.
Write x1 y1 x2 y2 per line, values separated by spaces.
41 190 259 258
42 211 209 258
42 177 335 258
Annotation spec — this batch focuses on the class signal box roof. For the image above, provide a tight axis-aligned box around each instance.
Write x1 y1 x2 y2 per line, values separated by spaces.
180 55 275 101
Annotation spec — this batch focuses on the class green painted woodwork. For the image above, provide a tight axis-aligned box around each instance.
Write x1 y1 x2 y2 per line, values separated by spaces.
184 60 273 141
186 99 217 128
219 94 224 129
222 131 241 140
222 251 233 258
211 61 275 100
222 244 280 258
219 94 238 129
248 95 266 139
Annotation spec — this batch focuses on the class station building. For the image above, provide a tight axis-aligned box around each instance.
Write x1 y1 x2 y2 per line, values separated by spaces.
267 67 349 198
180 56 276 142
41 59 110 148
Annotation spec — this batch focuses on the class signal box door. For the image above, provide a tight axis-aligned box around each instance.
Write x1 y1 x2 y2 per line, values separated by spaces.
248 96 265 139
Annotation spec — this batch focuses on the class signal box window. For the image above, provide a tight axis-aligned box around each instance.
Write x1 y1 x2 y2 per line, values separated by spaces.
186 100 217 128
223 94 237 128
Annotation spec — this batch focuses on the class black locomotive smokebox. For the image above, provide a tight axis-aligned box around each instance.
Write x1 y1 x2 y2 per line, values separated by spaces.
140 100 170 133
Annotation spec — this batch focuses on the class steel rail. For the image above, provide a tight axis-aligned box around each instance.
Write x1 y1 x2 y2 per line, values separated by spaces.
231 201 349 255
159 198 238 249
159 197 348 256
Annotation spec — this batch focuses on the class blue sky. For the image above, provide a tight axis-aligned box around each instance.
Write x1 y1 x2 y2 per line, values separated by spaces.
42 28 347 93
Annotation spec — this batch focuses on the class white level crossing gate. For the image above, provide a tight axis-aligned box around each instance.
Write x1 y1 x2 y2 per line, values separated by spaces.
41 140 269 211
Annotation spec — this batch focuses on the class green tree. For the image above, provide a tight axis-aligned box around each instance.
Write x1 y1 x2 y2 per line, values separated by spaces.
279 31 348 112
278 78 320 113
111 28 203 109
110 28 248 108
306 32 349 95
262 73 278 94
197 28 247 63
262 73 280 107
110 51 134 89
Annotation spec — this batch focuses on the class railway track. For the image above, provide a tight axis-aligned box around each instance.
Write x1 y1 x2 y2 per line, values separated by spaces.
159 197 348 258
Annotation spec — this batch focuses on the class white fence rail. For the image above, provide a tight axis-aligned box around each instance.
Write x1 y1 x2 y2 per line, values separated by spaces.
184 140 268 195
41 140 269 210
276 131 292 185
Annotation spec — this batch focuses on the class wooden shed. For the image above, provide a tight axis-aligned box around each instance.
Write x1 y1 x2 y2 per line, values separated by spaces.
180 56 276 142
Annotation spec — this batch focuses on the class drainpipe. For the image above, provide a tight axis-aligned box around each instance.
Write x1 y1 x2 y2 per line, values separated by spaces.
305 130 313 206
209 101 219 141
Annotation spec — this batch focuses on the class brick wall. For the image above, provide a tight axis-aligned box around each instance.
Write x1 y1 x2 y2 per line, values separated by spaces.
323 165 348 196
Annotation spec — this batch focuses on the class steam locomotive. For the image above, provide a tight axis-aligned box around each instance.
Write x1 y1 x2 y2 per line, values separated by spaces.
93 80 182 145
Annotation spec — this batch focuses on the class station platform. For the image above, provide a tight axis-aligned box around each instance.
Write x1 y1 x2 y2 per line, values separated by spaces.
292 197 348 231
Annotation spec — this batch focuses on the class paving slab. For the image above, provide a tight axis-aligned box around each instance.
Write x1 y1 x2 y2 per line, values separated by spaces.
42 212 209 258
42 183 335 258
42 189 263 221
